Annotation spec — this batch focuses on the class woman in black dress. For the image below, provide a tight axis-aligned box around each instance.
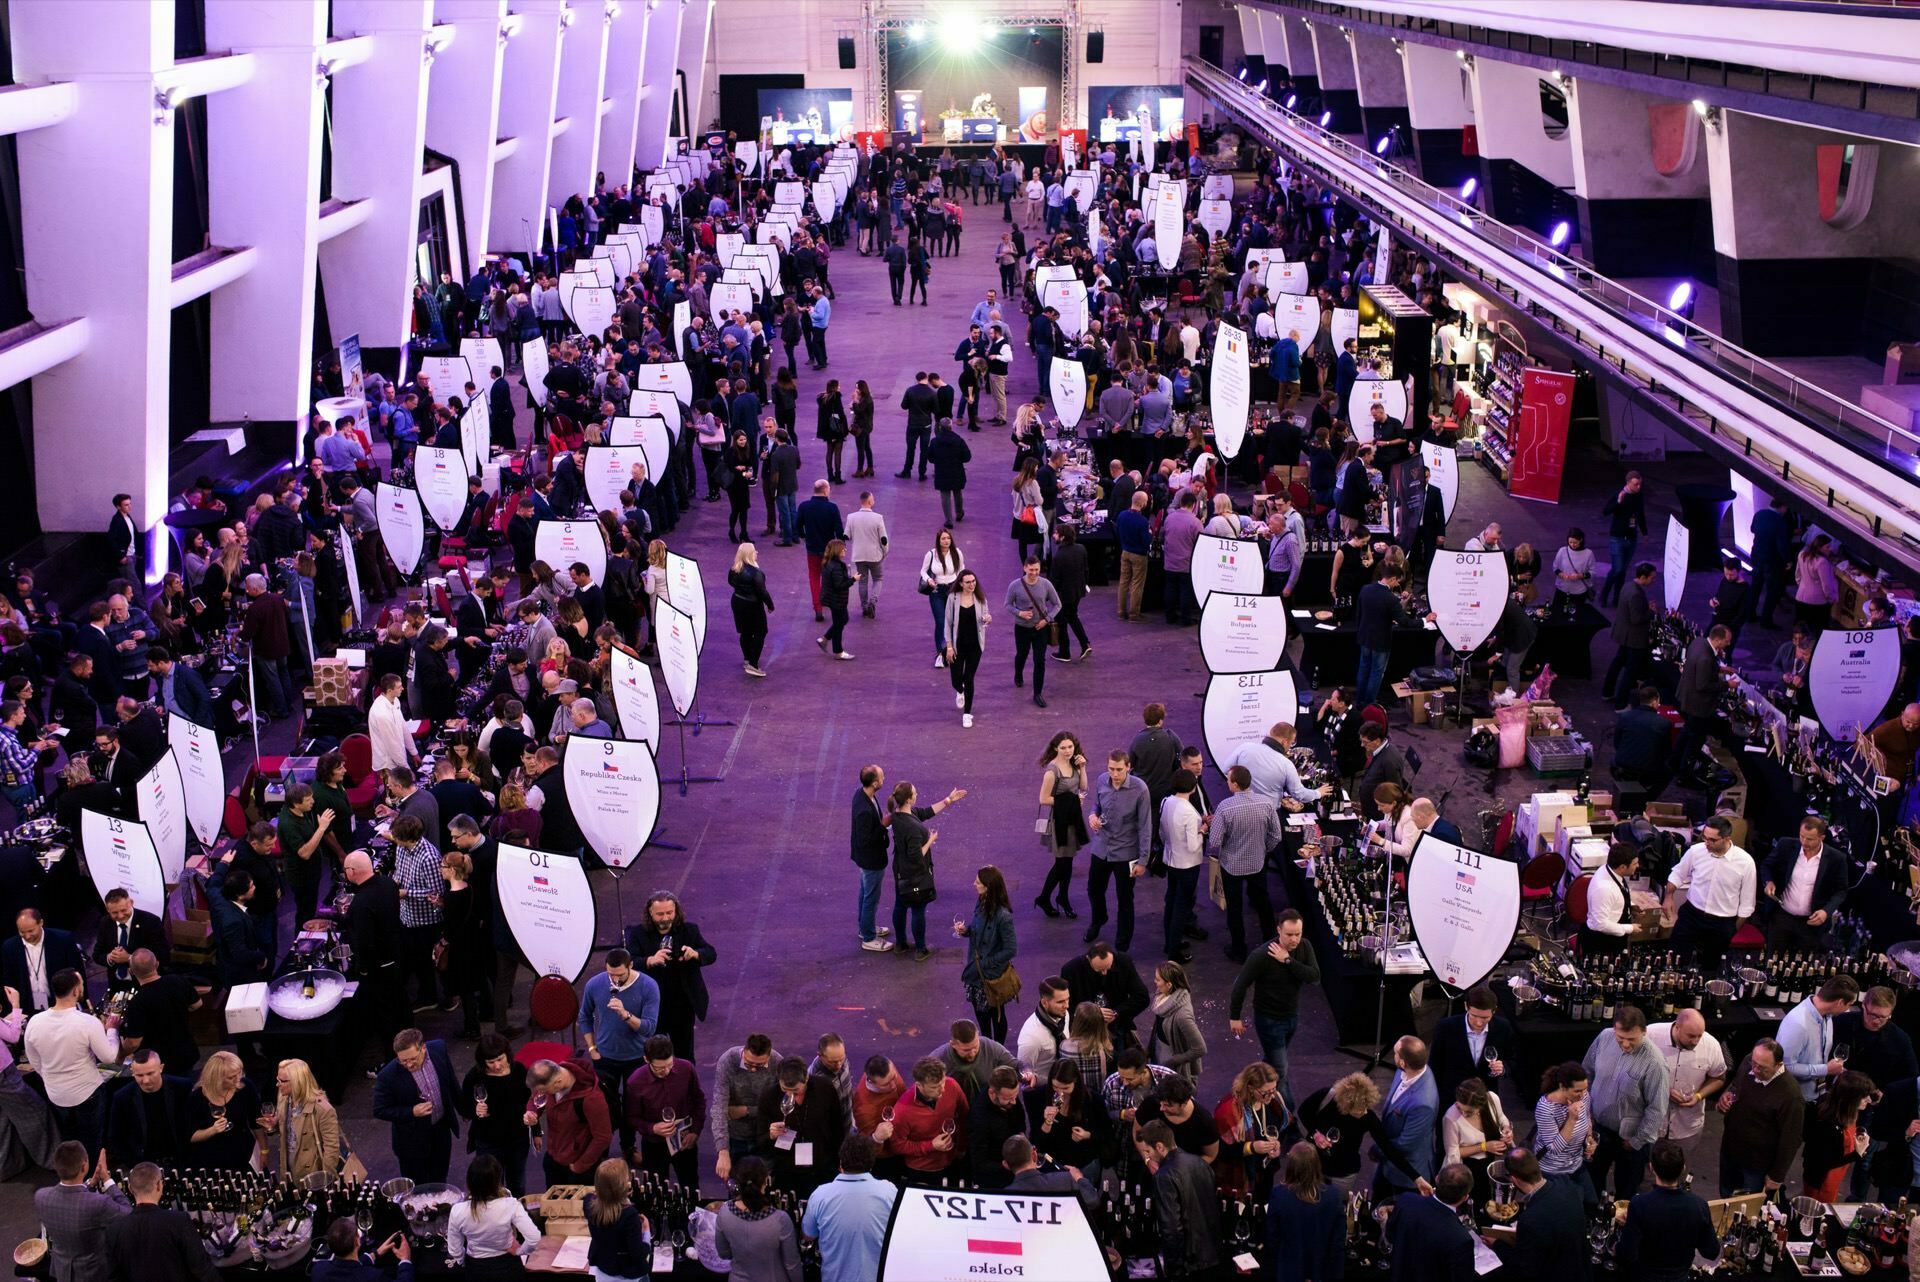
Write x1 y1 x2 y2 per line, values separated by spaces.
849 380 876 479
816 380 849 486
186 1050 266 1171
414 624 458 723
771 367 799 449
727 542 775 678
441 848 484 1037
723 431 756 544
1034 731 1089 919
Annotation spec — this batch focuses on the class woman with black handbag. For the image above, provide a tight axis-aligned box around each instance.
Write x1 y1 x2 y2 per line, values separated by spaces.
955 865 1018 1043
816 379 849 485
887 780 967 963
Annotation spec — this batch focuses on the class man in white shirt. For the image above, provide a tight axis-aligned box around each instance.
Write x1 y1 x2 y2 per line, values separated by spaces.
1778 974 1858 1101
845 493 889 619
22 969 120 1162
1159 771 1206 964
1662 815 1756 968
1015 979 1070 1080
368 673 415 774
1581 844 1640 957
1647 1010 1727 1165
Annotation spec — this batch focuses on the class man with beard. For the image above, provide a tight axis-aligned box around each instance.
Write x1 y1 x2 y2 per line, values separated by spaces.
623 893 717 1058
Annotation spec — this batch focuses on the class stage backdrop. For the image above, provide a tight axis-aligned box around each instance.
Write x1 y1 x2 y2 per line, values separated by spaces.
757 88 855 145
1087 85 1185 142
886 26 1062 144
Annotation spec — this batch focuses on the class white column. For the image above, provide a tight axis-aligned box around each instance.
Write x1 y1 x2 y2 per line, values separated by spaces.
1403 40 1472 130
1235 5 1261 66
427 0 509 275
1350 31 1404 109
1310 25 1355 92
633 0 684 170
204 0 328 428
1467 55 1574 187
550 1 612 206
489 0 566 255
675 0 715 140
598 0 651 185
10 1 173 539
1278 15 1316 78
321 0 434 349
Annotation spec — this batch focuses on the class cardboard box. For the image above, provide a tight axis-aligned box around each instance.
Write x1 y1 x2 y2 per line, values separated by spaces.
224 983 269 1035
170 908 212 949
1391 681 1455 726
312 659 354 707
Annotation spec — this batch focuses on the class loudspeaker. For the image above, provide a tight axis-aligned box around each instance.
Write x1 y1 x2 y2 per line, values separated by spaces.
838 36 856 69
1086 31 1104 62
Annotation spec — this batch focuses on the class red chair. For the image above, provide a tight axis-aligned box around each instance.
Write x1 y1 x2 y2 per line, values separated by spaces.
222 794 251 841
1564 874 1593 941
1731 923 1766 950
340 733 383 816
1520 848 1564 936
512 975 580 1069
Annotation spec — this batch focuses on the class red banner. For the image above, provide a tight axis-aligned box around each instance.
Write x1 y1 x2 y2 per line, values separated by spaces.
1508 368 1575 504
852 130 888 155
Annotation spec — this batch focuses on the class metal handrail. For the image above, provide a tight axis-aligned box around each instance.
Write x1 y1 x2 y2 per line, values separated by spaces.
1186 58 1920 462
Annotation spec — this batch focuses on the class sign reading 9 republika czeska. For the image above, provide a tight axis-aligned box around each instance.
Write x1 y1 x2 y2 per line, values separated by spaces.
1199 593 1288 675
496 844 595 983
562 737 661 870
1190 534 1266 611
1405 834 1521 991
879 1191 1107 1282
1426 550 1509 654
1202 669 1300 768
1810 627 1903 741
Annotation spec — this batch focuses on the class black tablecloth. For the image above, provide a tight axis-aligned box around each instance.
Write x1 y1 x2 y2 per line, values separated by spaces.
1498 994 1782 1104
1299 621 1438 689
1528 601 1609 681
1273 844 1420 1049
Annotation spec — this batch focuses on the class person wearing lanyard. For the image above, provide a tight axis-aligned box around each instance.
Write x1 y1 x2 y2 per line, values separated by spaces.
1582 844 1640 958
1779 975 1860 1102
1762 816 1849 953
1662 816 1756 969
1647 1011 1728 1168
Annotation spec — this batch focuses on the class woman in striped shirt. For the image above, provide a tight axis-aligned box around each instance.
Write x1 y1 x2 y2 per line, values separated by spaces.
1532 1061 1597 1191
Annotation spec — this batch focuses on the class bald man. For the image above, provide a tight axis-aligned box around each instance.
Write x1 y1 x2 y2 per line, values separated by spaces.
1408 798 1464 848
1867 704 1920 783
1648 1011 1728 1164
342 850 408 1059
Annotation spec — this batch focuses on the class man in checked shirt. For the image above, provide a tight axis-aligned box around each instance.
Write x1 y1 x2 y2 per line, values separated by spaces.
0 700 54 810
389 815 448 1014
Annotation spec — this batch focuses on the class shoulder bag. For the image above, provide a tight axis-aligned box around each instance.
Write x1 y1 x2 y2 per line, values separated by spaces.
1021 579 1059 648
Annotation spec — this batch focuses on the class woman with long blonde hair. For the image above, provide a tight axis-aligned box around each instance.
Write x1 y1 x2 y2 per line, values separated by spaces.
1061 1001 1114 1087
586 1157 652 1282
266 1058 342 1182
728 542 775 677
187 1050 266 1170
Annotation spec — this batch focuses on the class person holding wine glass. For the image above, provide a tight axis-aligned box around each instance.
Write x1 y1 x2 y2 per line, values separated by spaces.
445 1153 539 1277
1441 1078 1512 1204
459 1033 532 1196
1294 1073 1432 1198
623 1034 704 1189
265 1058 341 1185
1022 1058 1107 1183
1211 1062 1287 1197
185 1050 265 1171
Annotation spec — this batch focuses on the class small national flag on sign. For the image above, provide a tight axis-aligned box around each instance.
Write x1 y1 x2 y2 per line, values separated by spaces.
533 876 550 887
1456 870 1476 887
968 1241 1024 1257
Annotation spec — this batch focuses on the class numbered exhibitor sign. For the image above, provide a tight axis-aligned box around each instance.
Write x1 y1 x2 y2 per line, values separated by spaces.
1048 356 1086 429
1199 593 1288 675
609 416 674 487
1811 627 1903 740
522 337 551 408
1426 550 1509 653
1332 307 1359 354
413 445 467 532
1406 834 1520 990
586 445 651 516
609 647 661 746
1271 294 1322 351
1662 514 1689 614
1211 322 1249 460
628 390 677 428
1264 260 1309 297
637 361 694 407
563 737 660 870
1202 669 1300 769
880 1191 1106 1282
1421 441 1457 523
136 750 189 884
533 520 606 586
664 550 709 651
81 811 165 918
1042 278 1087 339
166 713 225 848
1347 378 1408 443
570 284 617 337
377 483 425 576
1197 198 1231 238
496 844 595 982
1153 179 1186 270
1190 534 1265 610
655 600 700 717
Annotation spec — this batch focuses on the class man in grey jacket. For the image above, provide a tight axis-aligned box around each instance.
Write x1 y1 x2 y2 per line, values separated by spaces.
1210 766 1284 962
933 1019 1023 1103
709 1034 780 1181
1085 750 1151 951
1582 1004 1671 1199
844 492 889 618
1004 556 1061 709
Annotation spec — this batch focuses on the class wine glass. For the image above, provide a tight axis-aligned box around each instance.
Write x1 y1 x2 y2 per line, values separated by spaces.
210 1102 228 1133
355 1205 374 1235
881 1106 895 1125
940 1118 957 1140
662 1106 676 1126
1833 1043 1851 1063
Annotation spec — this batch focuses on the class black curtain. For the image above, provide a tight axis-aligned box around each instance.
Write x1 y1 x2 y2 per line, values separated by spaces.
718 73 803 141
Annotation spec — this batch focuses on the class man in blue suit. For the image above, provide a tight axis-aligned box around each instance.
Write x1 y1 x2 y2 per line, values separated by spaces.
371 1028 460 1184
145 649 213 729
1748 493 1794 626
1387 1161 1478 1282
1 907 85 1019
310 1215 413 1282
1372 1034 1439 1197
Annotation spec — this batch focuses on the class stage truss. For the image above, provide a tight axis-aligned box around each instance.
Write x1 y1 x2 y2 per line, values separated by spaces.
853 1 1085 139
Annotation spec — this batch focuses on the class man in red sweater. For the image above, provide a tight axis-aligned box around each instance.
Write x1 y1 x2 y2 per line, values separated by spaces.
875 1057 968 1183
524 1057 612 1188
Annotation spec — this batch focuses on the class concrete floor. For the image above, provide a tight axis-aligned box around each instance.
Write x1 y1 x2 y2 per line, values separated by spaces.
0 203 1811 1238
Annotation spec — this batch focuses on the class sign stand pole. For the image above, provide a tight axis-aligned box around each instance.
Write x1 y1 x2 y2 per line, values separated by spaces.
596 866 628 950
1335 843 1398 1072
246 650 262 769
670 703 726 797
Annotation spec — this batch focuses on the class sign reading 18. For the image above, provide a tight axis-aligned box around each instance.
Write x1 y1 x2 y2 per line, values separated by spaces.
919 1193 1065 1225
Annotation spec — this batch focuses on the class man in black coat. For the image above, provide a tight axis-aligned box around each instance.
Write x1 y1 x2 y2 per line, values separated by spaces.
1501 1149 1590 1281
1061 942 1150 1049
371 1030 461 1184
1 908 84 1018
51 655 102 733
1428 985 1517 1110
91 890 169 994
1387 1161 1476 1282
487 365 516 452
622 891 717 1059
849 766 892 952
114 699 165 774
76 602 124 707
1761 815 1850 951
1355 722 1410 820
105 1162 219 1282
104 1053 195 1170
1334 444 1375 535
1312 687 1367 782
342 852 408 1059
1671 623 1732 783
1602 562 1657 710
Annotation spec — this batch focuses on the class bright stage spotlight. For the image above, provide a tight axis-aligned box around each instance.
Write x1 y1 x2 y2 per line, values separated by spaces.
907 23 925 42
1238 66 1248 81
1256 79 1268 93
1460 177 1477 199
1668 281 1693 310
1375 134 1392 154
938 11 980 49
1284 93 1297 109
1319 110 1333 127
1548 220 1571 247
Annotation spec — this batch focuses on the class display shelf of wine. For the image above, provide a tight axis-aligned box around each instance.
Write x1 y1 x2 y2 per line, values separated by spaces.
1312 846 1393 960
1530 944 1906 1024
1095 1167 1265 1267
1479 404 1512 480
129 1169 393 1264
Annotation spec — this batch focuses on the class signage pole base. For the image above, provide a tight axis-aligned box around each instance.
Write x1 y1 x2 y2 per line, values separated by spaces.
670 714 725 797
664 708 736 736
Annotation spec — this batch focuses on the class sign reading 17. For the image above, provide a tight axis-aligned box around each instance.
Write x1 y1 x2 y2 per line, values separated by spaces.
919 1193 1065 1225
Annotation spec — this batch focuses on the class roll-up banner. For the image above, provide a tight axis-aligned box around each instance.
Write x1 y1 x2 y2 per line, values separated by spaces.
563 737 661 870
1190 535 1265 611
81 811 166 917
460 400 487 477
413 446 468 532
1197 199 1231 238
522 337 551 408
609 647 662 747
136 749 189 884
1663 514 1689 614
1347 378 1409 444
1202 669 1300 768
1199 592 1288 675
637 361 694 407
1405 834 1520 991
655 599 700 717
1426 550 1509 653
1811 627 1902 741
337 525 364 629
586 446 652 516
377 483 425 578
1730 472 1757 558
533 520 607 586
1153 179 1186 270
417 356 473 405
496 843 595 982
1210 322 1250 461
166 714 225 848
1422 441 1457 524
665 551 709 652
610 416 675 485
1049 357 1087 429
